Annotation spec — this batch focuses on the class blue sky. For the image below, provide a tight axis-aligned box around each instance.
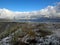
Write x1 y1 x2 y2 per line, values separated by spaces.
0 0 60 12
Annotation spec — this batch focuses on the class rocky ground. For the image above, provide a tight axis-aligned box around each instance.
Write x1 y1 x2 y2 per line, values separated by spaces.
0 22 60 45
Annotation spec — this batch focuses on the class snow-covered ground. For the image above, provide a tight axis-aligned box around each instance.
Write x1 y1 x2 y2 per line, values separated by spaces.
0 31 60 45
0 24 60 45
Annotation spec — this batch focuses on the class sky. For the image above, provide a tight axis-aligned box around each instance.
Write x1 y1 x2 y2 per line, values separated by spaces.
0 0 60 12
0 0 60 19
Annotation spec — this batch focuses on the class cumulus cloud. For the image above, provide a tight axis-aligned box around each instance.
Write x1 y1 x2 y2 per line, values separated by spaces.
0 2 60 20
0 8 15 19
39 2 60 18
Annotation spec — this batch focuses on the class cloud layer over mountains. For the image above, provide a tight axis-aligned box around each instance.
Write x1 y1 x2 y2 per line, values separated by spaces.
0 2 60 20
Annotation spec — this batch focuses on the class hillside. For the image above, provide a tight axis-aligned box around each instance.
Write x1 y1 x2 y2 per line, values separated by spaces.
0 22 60 45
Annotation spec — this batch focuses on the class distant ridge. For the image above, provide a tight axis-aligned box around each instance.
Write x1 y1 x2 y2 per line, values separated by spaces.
0 17 60 22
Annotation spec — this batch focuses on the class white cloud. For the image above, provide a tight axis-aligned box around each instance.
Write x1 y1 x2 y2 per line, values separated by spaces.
0 8 14 19
0 2 60 20
55 2 60 13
